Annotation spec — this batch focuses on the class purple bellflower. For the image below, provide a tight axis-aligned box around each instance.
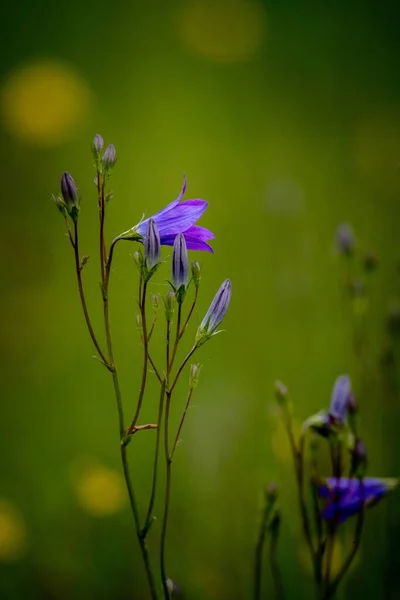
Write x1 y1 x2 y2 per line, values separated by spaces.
119 176 214 252
319 477 398 523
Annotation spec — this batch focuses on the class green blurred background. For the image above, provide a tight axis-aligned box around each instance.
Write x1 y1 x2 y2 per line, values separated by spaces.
1 0 400 597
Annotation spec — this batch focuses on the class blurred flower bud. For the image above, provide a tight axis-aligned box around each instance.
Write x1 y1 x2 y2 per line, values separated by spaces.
348 279 364 297
151 293 160 312
164 290 176 322
265 482 278 501
103 144 117 169
269 510 281 535
335 223 354 255
329 375 351 425
136 313 142 329
363 251 378 272
195 279 231 346
144 219 161 271
189 363 202 389
80 255 90 269
274 380 288 405
347 393 357 415
387 302 400 337
61 172 79 219
172 234 189 292
305 411 331 438
191 261 201 288
351 437 368 477
53 195 67 217
92 133 104 155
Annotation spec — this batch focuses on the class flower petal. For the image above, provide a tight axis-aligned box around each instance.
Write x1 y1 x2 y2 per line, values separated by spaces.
160 234 214 253
183 225 215 241
152 200 208 236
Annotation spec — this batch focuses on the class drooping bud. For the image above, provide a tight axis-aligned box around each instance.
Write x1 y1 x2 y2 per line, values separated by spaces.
164 290 176 322
191 261 201 288
335 223 354 255
172 234 189 292
351 438 368 477
195 279 231 346
102 144 117 169
329 375 351 425
189 363 202 389
144 219 161 271
61 172 79 219
92 133 104 155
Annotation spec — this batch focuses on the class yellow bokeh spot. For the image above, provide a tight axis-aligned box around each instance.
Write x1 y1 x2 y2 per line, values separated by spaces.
0 500 27 561
73 463 126 517
177 0 265 63
271 417 302 463
1 60 91 146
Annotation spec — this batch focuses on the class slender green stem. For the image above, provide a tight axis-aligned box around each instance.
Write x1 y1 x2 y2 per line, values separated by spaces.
253 498 274 600
171 388 193 460
166 321 171 380
143 379 166 532
130 281 149 430
71 221 109 367
168 301 182 372
169 346 197 395
269 513 285 600
121 445 159 600
323 483 364 599
323 440 342 591
148 353 163 384
178 287 198 341
98 172 106 285
160 389 172 599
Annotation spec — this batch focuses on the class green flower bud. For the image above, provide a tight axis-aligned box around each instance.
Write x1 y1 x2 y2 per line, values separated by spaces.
189 363 202 389
164 290 176 322
191 261 201 288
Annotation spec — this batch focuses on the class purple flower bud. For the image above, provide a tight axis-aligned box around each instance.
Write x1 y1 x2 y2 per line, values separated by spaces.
172 234 189 290
196 279 231 345
266 482 278 500
92 133 104 154
103 144 116 168
144 219 160 270
329 375 351 425
335 223 354 255
347 393 357 415
61 172 79 218
352 438 367 469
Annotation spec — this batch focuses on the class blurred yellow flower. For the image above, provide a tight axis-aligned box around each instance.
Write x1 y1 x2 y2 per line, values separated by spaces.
1 60 91 146
72 463 126 517
177 0 265 63
0 500 27 561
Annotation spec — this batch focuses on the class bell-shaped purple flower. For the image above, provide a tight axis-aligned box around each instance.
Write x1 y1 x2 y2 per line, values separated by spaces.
144 219 160 270
172 233 189 289
319 477 398 523
329 375 351 425
196 279 231 345
136 176 214 252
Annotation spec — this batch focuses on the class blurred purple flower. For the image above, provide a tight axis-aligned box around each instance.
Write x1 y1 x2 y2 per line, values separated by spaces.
137 176 214 252
319 477 398 523
335 223 354 255
329 375 351 425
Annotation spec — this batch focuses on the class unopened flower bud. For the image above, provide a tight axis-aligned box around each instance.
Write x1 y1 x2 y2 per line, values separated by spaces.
92 133 104 154
191 261 201 288
144 219 161 271
351 437 368 477
195 279 231 346
164 290 176 322
329 375 351 425
363 251 378 272
53 195 67 217
274 380 288 405
103 144 117 168
335 223 354 255
151 293 160 312
172 234 189 292
61 172 79 219
189 363 202 389
136 313 142 329
347 393 357 415
265 482 278 501
133 251 144 272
